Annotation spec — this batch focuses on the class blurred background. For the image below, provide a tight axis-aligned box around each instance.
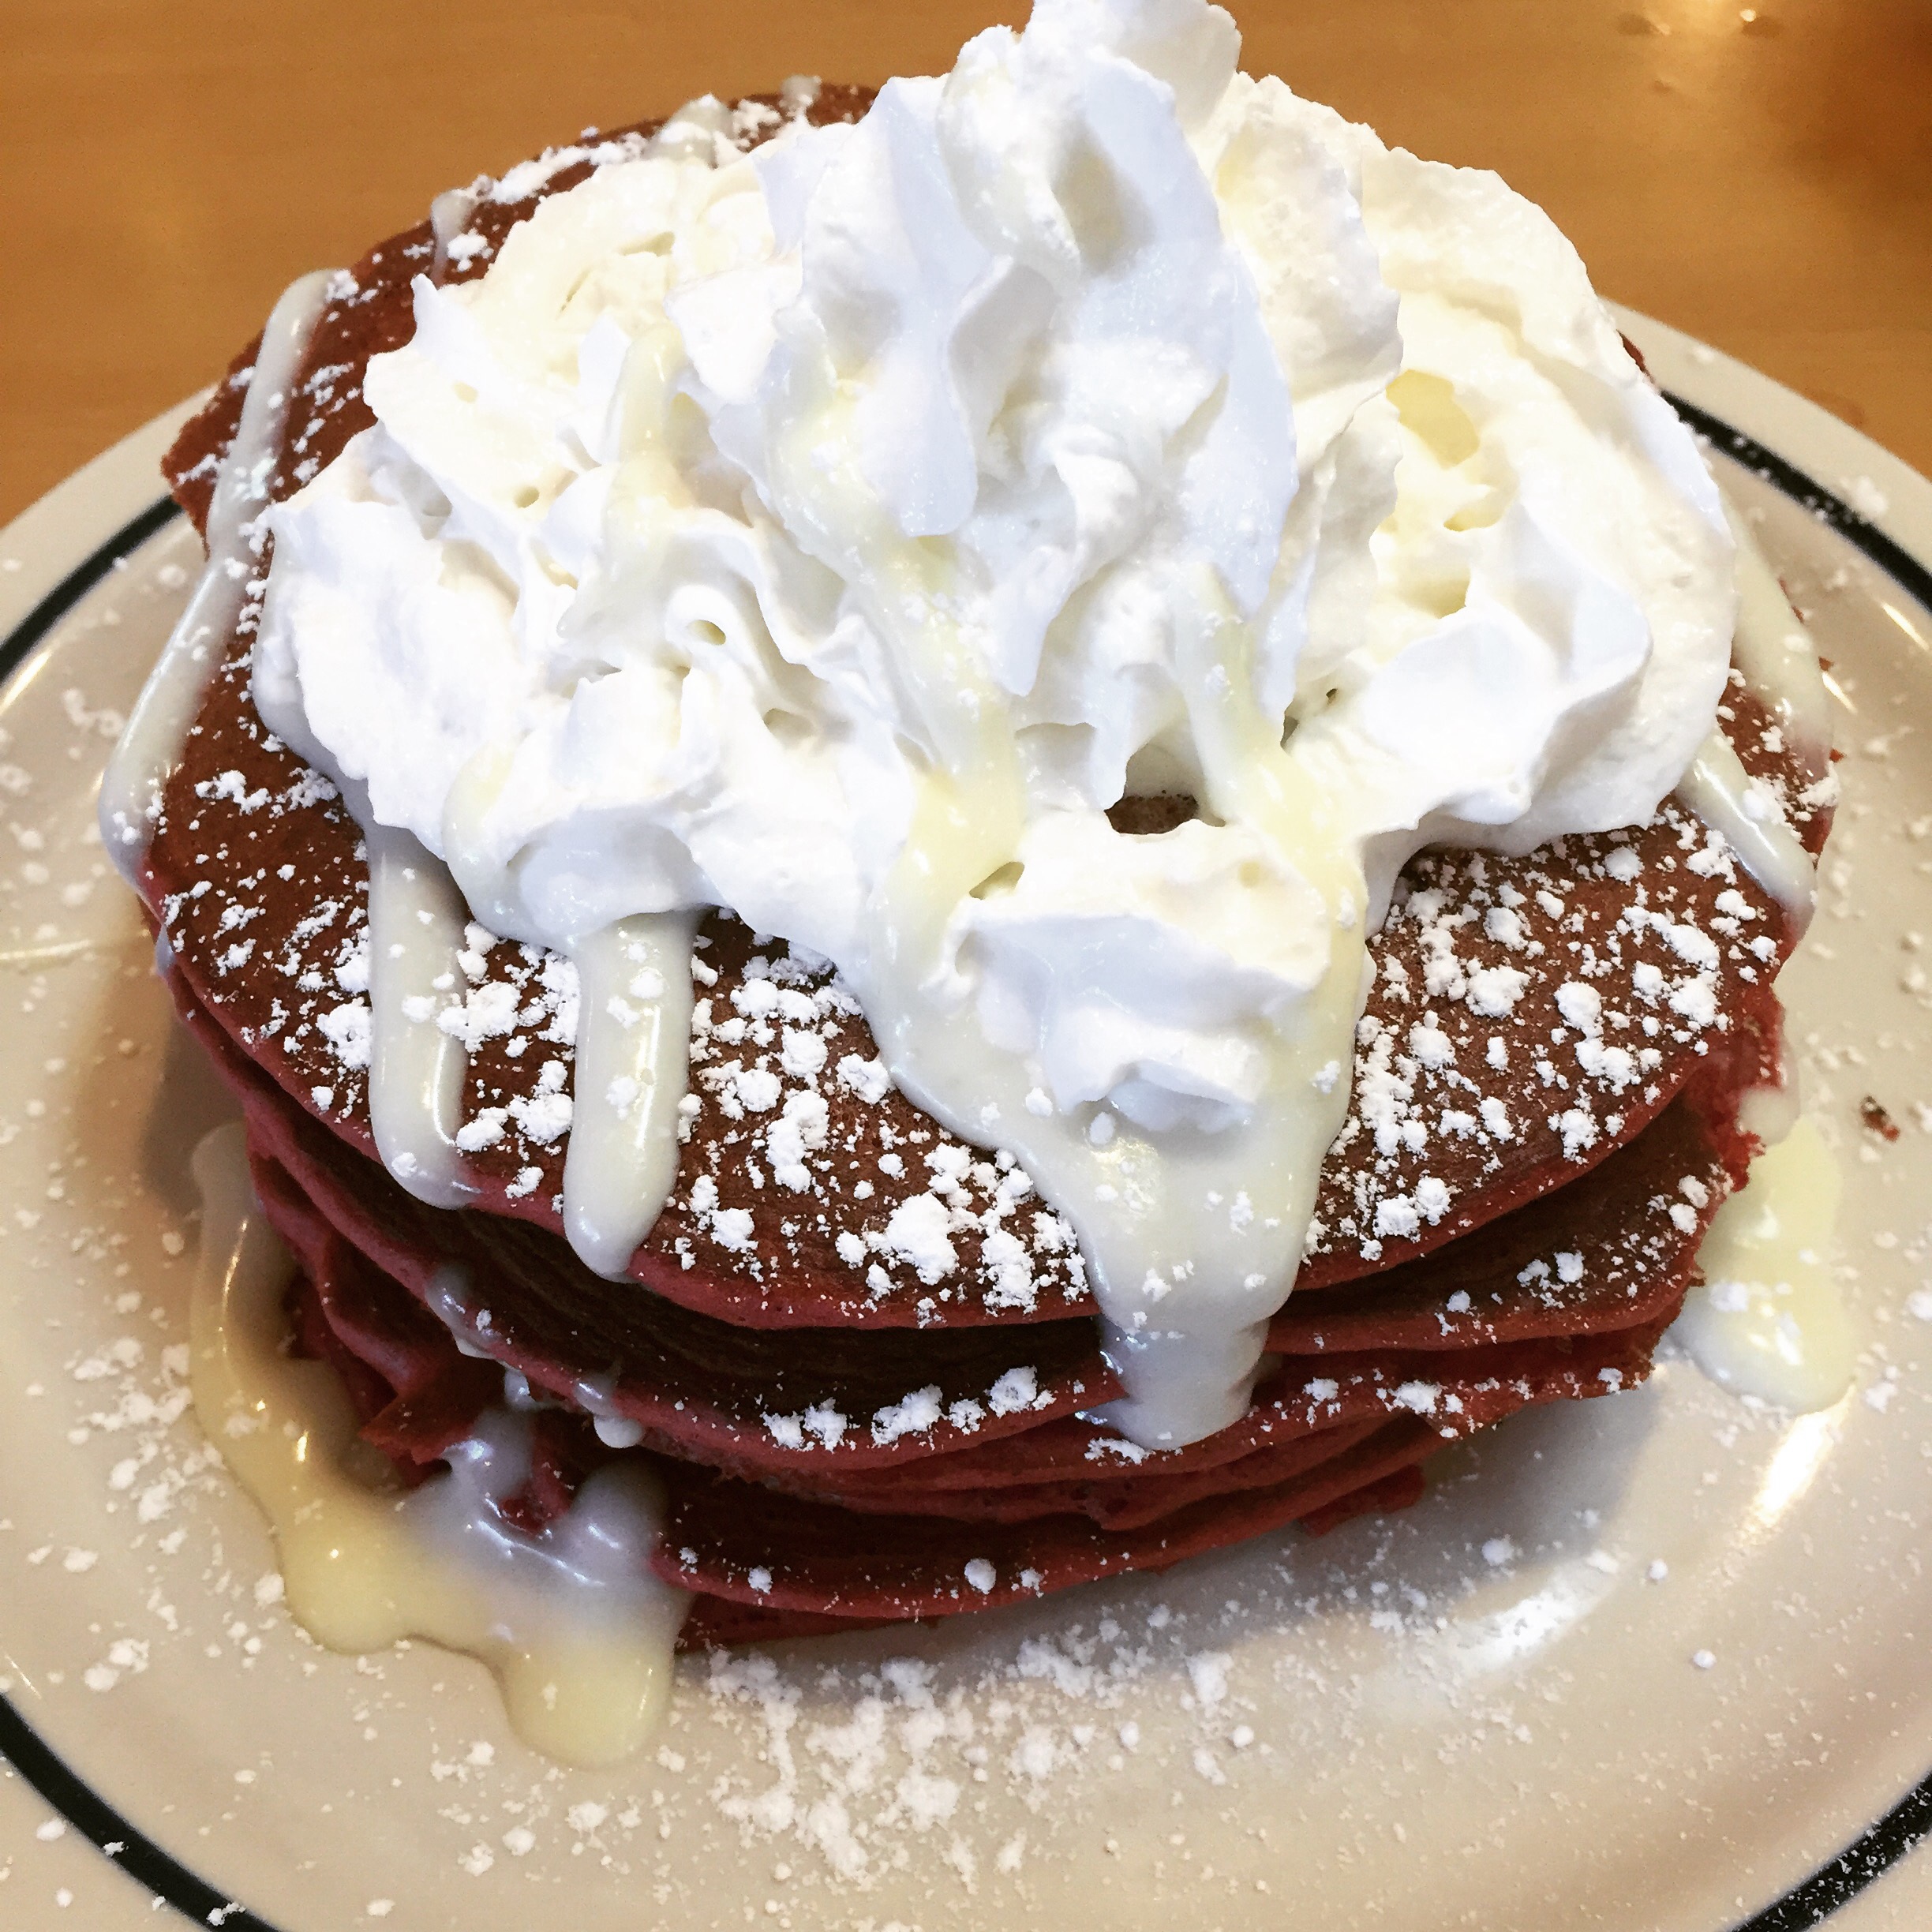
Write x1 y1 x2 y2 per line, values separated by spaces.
5 0 1930 522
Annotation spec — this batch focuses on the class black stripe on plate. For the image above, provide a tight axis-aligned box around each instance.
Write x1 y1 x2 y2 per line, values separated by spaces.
0 1694 277 1930
0 409 1927 1932
1734 1770 1932 1930
0 495 182 683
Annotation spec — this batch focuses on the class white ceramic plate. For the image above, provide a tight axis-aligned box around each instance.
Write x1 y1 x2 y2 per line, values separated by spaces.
0 316 1929 1932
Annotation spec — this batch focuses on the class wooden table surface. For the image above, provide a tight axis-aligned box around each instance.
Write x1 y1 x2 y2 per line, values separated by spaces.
5 0 1930 526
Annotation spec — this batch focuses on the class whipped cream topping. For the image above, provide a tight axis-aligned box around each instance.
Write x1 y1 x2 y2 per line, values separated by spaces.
251 0 1740 1449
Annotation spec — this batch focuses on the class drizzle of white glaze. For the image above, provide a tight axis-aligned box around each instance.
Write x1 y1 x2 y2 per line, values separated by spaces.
833 579 1367 1450
1672 1114 1852 1413
189 1125 688 1765
429 184 481 277
99 270 335 877
365 822 477 1209
570 1371 650 1451
1672 503 1829 923
1736 1074 1802 1152
1676 730 1818 925
421 1261 498 1358
1726 501 1833 777
562 913 701 1278
424 1260 652 1447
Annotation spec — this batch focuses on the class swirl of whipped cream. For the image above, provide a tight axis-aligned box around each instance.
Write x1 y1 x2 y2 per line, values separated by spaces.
254 0 1734 1449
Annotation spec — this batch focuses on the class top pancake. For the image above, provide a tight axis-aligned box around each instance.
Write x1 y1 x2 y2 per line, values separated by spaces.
141 88 1835 1334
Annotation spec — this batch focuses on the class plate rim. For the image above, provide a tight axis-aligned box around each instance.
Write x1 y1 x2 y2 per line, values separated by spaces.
2 335 1930 1932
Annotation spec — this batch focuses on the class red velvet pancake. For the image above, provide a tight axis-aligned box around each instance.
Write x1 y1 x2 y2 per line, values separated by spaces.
130 87 1833 1644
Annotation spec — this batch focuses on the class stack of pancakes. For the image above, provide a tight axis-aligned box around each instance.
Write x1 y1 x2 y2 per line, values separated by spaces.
142 88 1829 1646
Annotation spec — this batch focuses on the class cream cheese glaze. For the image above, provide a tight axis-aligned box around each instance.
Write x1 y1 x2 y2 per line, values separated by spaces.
189 1126 687 1767
227 0 1761 1449
100 269 336 866
1674 1114 1852 1414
